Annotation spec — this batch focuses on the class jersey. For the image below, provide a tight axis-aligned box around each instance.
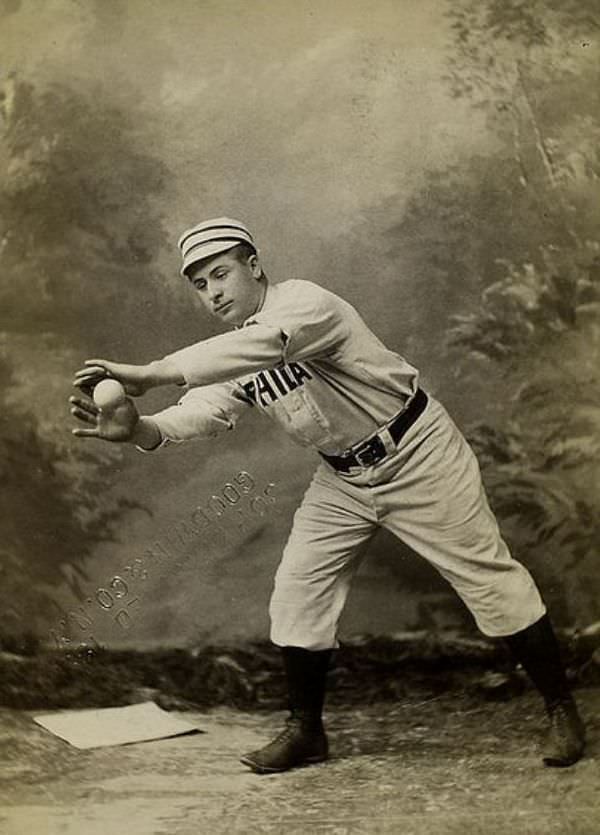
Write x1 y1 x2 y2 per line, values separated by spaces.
141 277 547 645
148 280 419 456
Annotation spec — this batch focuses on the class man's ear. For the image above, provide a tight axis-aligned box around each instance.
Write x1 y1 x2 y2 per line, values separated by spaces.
249 253 262 279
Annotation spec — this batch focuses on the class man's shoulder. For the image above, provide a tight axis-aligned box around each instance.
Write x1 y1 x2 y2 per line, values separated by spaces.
270 279 345 308
272 278 325 295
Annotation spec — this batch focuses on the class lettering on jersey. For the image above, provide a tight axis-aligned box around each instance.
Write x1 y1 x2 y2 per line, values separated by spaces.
242 362 313 407
256 373 277 404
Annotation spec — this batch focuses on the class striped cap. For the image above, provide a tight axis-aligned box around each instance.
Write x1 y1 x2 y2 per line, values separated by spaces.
177 217 256 277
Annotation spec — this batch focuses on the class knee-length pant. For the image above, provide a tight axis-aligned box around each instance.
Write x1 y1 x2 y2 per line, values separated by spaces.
269 396 545 650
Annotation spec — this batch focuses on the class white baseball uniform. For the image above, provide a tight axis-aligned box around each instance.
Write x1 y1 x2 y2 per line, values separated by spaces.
145 279 545 648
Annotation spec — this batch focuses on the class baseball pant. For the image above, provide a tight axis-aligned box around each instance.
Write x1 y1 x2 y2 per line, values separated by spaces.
269 396 545 650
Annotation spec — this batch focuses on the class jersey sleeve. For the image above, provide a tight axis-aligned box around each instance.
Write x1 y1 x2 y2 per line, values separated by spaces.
162 325 287 388
163 281 348 387
261 280 349 364
145 380 252 446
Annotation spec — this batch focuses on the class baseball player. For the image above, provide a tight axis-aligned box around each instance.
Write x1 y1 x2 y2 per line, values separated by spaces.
71 218 585 773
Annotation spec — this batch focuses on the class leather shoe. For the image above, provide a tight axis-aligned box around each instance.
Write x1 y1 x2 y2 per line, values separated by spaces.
240 715 328 774
543 698 585 767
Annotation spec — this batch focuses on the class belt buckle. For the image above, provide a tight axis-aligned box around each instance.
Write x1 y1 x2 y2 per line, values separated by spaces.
354 434 386 467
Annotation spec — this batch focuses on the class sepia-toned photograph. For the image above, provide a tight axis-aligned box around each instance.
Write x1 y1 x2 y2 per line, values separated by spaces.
1 1 599 833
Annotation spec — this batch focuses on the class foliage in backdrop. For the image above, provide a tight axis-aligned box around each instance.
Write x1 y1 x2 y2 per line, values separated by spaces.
0 76 173 636
380 1 600 625
443 1 600 623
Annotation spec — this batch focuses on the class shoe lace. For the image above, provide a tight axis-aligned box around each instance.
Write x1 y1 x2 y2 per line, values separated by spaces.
273 718 302 745
270 712 323 745
550 704 569 735
548 700 584 743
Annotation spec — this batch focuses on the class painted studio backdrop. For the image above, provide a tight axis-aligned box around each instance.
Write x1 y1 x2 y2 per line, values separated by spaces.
1 0 599 649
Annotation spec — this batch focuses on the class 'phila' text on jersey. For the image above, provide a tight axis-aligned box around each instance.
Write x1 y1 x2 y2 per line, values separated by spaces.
242 362 313 407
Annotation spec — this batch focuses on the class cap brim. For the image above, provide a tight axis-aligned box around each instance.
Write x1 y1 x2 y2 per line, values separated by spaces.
181 240 241 276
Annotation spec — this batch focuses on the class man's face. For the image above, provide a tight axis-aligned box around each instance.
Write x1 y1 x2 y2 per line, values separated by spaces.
186 249 264 326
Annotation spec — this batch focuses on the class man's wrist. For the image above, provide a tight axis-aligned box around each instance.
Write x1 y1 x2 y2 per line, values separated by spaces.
146 358 186 389
129 416 163 450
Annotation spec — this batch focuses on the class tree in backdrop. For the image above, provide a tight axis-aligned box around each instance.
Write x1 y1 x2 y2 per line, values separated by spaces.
0 73 179 342
442 1 600 624
378 2 599 625
0 74 173 642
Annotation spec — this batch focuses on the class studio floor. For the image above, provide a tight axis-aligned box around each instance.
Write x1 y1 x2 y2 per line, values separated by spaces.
1 688 599 835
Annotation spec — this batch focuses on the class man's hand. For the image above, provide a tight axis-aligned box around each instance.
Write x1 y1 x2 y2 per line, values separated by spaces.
73 357 185 397
72 359 153 397
69 392 140 442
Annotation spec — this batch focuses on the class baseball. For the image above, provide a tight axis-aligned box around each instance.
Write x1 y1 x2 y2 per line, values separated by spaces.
93 378 126 410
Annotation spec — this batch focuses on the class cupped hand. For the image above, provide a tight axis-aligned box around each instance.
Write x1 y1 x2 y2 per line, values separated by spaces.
69 392 140 442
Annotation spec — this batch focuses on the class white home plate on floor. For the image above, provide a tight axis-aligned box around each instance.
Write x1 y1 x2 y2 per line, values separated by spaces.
32 701 202 749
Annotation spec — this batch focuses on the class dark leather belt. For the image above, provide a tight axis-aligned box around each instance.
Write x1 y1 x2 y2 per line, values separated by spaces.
320 388 428 472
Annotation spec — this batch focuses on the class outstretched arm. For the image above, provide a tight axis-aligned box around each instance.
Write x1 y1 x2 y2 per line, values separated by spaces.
72 357 185 397
163 283 349 387
70 380 251 449
73 282 348 393
71 328 283 395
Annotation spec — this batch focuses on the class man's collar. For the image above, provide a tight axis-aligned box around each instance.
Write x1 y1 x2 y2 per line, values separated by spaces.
253 279 269 316
237 280 270 329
